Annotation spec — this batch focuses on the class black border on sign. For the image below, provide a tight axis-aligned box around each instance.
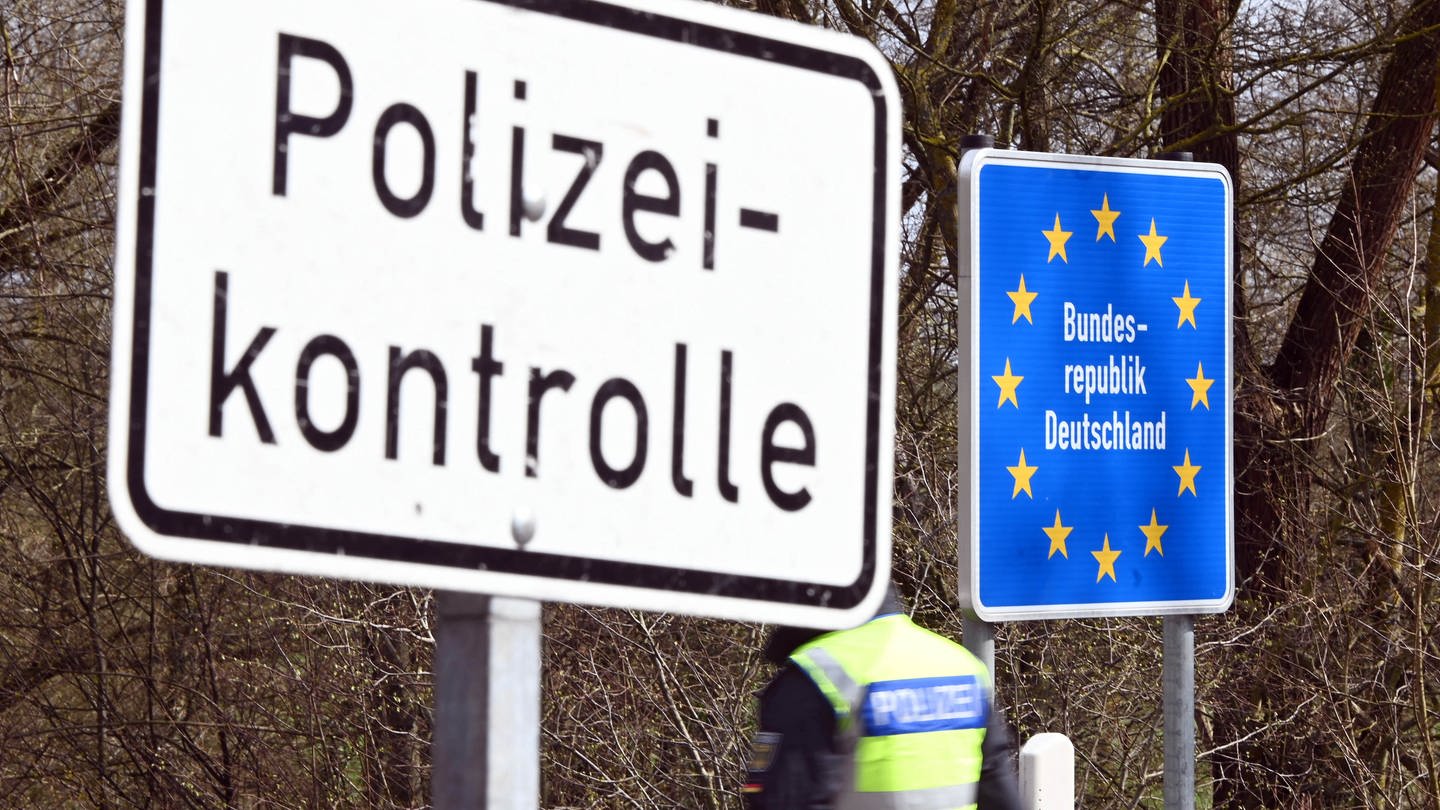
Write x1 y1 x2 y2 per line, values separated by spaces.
124 0 888 610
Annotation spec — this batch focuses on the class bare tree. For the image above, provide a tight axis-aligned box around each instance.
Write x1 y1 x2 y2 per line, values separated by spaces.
6 0 1440 806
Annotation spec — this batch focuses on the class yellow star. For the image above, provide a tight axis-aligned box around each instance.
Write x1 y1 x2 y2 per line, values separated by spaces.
1139 218 1167 267
1008 275 1038 324
993 358 1023 409
1091 194 1121 242
1187 362 1214 410
1008 449 1037 499
1043 213 1072 263
1092 534 1121 583
1043 510 1072 559
1173 449 1201 497
1140 508 1168 557
1173 280 1201 328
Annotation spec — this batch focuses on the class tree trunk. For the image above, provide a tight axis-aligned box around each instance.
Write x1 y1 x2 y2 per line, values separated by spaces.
1157 0 1440 803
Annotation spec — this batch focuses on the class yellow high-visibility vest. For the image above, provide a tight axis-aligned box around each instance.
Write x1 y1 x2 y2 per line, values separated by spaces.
790 614 990 810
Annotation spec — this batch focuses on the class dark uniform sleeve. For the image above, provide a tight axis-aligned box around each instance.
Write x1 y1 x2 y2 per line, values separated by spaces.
744 665 844 810
977 690 1024 810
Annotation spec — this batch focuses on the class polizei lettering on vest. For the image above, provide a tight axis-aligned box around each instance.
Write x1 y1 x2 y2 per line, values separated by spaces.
861 676 986 736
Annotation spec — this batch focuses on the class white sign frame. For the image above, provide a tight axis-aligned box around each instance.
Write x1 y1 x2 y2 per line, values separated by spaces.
109 0 900 626
957 149 1234 621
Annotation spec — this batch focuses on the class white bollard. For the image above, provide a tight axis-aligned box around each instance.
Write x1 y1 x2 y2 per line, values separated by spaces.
1020 733 1075 810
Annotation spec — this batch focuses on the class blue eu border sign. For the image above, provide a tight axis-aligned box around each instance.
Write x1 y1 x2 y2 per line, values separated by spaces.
957 150 1234 621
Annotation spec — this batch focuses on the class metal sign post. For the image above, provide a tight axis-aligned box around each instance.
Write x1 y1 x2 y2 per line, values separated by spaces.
1163 613 1195 809
433 593 541 810
956 136 997 677
1156 150 1197 810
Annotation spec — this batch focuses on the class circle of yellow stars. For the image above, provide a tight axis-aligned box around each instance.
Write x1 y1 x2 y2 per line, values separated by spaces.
991 193 1215 585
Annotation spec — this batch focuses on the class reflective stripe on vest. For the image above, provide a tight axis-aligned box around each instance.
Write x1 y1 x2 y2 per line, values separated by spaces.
790 616 988 810
792 646 864 733
840 782 979 810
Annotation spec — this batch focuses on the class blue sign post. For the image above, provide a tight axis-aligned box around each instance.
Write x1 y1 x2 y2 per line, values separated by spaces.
958 150 1233 621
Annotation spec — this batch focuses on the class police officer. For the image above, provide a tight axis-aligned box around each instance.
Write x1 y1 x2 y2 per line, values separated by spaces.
743 585 1023 809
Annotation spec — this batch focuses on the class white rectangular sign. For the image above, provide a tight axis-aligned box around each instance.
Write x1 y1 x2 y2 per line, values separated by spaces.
110 0 900 625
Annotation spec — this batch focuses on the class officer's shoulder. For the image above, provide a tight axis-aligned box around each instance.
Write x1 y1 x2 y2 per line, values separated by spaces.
902 618 992 669
899 615 964 646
